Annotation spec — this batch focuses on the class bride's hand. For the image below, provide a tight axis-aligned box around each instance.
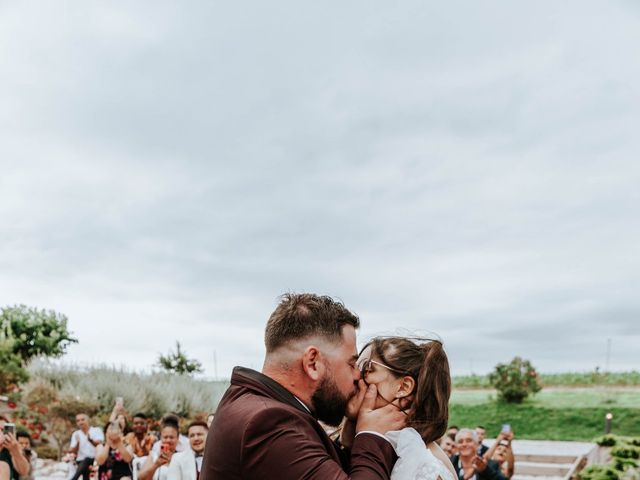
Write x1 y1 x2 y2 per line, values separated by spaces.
345 380 367 421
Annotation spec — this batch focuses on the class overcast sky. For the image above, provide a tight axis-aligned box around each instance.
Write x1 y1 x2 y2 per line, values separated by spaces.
1 1 639 378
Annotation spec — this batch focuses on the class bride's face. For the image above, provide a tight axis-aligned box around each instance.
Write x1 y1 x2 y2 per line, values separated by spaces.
357 345 413 410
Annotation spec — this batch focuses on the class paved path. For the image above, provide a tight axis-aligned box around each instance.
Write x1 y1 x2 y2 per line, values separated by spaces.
34 440 600 480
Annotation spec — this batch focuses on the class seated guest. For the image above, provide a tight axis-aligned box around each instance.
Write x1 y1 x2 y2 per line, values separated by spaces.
490 440 515 479
15 432 36 480
475 426 489 456
138 417 179 480
124 414 155 458
96 422 133 480
150 415 188 455
484 429 515 479
451 428 506 480
440 434 456 458
167 421 208 480
68 414 104 480
0 416 30 480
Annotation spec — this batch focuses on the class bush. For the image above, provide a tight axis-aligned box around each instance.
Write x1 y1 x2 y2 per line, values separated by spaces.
614 458 639 472
489 357 542 403
579 465 621 480
26 360 228 418
612 446 640 460
596 435 619 447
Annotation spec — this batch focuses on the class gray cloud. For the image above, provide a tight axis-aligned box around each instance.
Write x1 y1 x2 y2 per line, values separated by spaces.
1 0 639 377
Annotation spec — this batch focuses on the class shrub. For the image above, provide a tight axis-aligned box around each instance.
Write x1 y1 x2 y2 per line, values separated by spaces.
596 435 619 447
579 465 621 480
612 446 640 460
614 458 639 472
489 357 542 403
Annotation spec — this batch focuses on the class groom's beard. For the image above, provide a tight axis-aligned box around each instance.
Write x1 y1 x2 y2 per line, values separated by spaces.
311 375 351 427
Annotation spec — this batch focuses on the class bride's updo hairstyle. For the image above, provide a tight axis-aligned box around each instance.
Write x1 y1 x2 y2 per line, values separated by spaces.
365 336 451 444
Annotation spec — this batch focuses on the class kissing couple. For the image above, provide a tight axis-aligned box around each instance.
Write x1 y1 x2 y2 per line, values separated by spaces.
201 293 456 480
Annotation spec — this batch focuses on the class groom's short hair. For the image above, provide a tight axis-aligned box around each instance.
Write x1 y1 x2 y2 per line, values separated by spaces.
264 293 359 353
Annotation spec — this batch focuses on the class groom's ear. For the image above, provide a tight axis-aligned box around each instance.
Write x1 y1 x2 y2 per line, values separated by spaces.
301 346 324 381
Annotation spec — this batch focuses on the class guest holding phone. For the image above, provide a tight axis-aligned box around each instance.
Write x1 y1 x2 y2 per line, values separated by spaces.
16 432 36 480
0 416 29 480
138 417 179 480
483 425 515 479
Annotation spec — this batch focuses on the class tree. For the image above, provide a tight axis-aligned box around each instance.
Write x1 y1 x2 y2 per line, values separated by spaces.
0 339 29 393
0 305 78 393
489 356 542 403
0 305 78 362
157 341 203 375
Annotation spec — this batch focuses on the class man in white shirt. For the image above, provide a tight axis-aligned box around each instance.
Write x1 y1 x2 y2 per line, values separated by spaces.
68 413 104 480
167 421 208 480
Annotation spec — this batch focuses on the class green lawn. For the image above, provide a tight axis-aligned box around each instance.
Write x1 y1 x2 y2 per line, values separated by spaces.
449 387 640 441
453 371 640 388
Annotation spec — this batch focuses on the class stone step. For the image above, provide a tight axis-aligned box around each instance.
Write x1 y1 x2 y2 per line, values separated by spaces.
514 454 578 464
515 461 575 477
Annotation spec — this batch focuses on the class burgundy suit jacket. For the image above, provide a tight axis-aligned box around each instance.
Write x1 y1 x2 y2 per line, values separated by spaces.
201 367 397 480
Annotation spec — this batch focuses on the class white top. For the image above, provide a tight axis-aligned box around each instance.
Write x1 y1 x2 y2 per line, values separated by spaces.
167 449 200 480
386 428 455 480
69 427 105 461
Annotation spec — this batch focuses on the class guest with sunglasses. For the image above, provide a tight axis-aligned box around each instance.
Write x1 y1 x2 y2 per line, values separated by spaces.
341 336 456 480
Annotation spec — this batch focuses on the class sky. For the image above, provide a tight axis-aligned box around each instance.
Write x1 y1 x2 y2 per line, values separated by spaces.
1 1 639 378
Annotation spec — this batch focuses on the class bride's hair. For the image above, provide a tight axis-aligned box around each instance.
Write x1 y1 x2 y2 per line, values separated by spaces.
364 336 451 444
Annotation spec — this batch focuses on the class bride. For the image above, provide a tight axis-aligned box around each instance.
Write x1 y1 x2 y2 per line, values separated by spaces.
341 336 455 480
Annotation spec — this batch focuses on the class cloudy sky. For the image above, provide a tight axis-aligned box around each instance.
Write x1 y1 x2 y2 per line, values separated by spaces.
2 1 639 378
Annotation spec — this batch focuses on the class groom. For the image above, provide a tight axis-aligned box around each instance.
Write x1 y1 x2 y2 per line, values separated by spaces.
201 293 406 479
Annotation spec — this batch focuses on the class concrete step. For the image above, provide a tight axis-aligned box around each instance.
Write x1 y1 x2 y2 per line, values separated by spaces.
515 461 574 477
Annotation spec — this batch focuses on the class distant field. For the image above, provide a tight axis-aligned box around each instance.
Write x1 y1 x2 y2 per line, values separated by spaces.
451 387 640 408
452 371 640 388
449 386 640 441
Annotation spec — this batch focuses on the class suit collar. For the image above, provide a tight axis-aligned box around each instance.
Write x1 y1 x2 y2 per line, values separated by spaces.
231 366 314 418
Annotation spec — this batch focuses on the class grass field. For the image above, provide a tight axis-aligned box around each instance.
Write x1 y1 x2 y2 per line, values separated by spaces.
453 371 640 388
449 387 640 441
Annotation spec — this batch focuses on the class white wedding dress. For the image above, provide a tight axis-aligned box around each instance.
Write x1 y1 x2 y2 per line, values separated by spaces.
386 428 455 480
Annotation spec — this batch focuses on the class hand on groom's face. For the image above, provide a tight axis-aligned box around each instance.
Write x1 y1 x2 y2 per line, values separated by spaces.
345 380 368 422
355 384 407 434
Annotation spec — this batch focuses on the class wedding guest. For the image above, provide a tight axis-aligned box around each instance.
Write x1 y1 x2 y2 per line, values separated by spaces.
68 414 104 480
138 417 179 480
451 429 506 480
95 423 133 480
0 416 30 480
15 432 36 480
124 414 155 458
167 421 208 480
475 426 489 456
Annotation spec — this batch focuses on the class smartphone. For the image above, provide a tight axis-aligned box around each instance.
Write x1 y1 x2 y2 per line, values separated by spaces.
115 397 124 408
501 423 511 433
110 421 121 435
161 442 171 455
3 423 15 435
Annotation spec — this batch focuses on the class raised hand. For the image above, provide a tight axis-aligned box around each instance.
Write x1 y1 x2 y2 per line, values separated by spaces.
355 384 407 434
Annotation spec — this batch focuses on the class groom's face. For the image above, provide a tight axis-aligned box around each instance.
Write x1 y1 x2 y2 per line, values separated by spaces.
311 325 360 426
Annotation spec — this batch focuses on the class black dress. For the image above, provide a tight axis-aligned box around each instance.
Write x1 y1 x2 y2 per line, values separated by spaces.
98 447 132 480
